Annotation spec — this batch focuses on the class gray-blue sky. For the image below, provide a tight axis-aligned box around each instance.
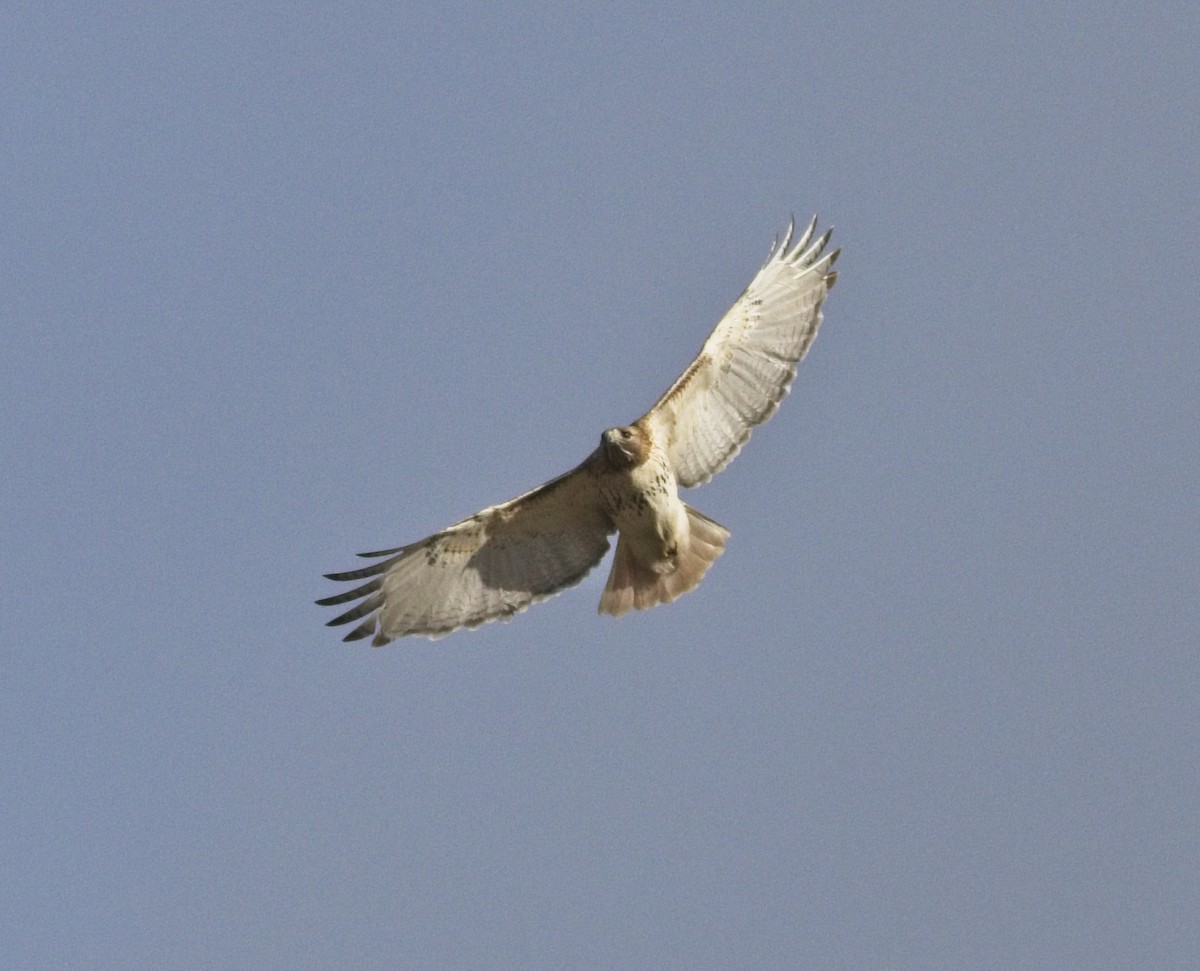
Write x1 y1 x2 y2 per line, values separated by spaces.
4 3 1198 968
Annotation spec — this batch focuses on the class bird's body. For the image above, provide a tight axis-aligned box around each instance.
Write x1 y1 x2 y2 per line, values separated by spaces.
318 215 839 644
590 423 728 616
595 425 683 574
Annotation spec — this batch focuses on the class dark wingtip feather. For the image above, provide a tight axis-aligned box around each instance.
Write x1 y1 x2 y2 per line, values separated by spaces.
357 545 408 558
342 616 378 642
822 246 842 290
315 578 382 607
326 593 384 628
323 554 401 582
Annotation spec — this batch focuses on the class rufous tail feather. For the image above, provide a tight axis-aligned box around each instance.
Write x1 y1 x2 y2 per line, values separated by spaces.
597 505 729 617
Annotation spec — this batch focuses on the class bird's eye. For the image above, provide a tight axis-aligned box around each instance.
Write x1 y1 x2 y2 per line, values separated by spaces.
621 428 632 439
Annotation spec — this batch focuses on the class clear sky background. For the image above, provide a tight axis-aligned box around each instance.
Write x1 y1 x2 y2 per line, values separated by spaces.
4 3 1198 968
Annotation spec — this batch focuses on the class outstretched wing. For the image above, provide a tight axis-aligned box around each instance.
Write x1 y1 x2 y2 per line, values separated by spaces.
317 460 613 644
639 216 839 488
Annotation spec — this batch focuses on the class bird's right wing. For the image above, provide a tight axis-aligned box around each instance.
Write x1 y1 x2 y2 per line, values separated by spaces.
317 460 613 644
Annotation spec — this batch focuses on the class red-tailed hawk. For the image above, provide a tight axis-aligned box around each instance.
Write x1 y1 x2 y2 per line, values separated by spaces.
318 216 839 644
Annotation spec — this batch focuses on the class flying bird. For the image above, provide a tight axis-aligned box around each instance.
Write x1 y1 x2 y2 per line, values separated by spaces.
318 215 839 644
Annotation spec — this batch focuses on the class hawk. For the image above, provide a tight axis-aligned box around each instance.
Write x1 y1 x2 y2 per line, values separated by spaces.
318 216 839 644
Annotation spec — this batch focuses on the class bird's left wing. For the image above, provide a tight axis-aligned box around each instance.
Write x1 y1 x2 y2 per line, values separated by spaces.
639 216 839 488
317 459 613 644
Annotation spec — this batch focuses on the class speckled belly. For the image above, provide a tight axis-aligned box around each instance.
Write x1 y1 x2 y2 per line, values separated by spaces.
599 449 689 571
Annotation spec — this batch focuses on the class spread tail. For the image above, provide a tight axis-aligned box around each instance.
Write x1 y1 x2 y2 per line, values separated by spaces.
598 505 729 617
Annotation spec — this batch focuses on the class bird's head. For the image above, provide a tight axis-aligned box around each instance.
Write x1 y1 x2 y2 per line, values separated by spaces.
601 424 650 469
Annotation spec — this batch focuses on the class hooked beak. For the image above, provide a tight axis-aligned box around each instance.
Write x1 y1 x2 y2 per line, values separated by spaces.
603 429 635 466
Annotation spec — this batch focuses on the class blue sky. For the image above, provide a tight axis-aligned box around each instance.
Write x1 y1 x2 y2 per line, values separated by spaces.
4 3 1199 968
